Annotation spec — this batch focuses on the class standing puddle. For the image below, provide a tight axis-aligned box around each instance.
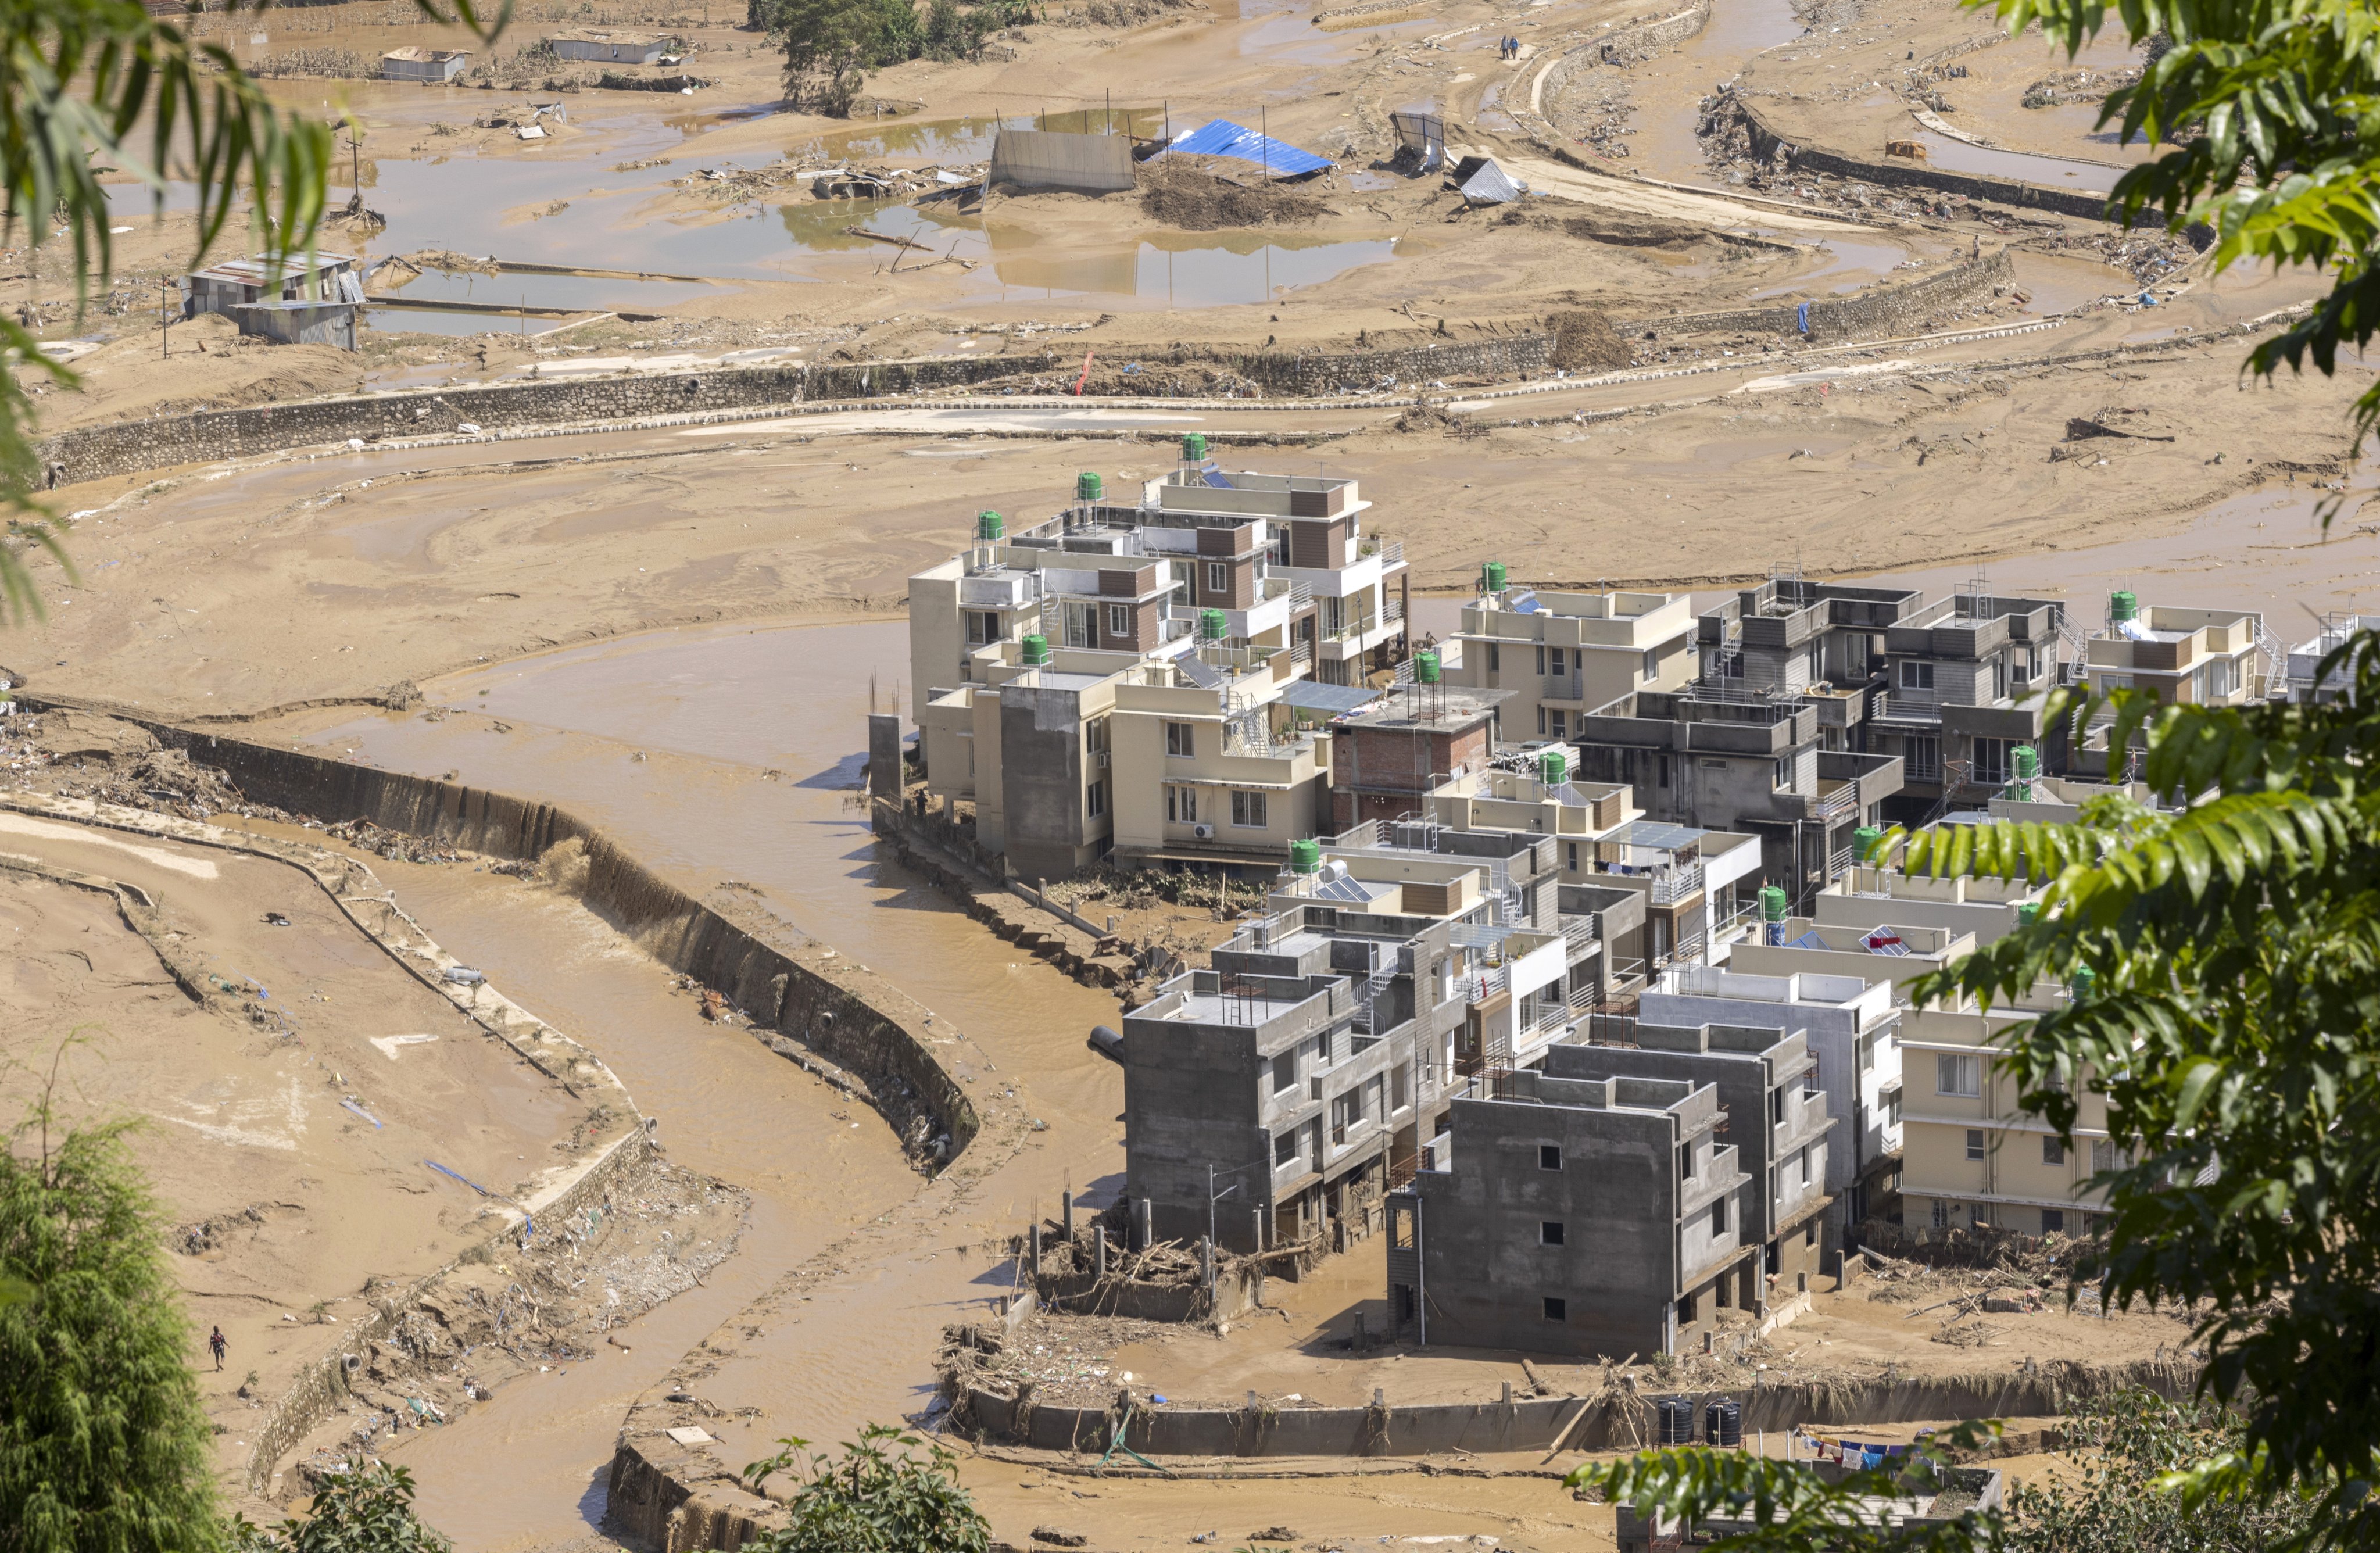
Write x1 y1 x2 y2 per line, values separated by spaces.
1908 130 2120 194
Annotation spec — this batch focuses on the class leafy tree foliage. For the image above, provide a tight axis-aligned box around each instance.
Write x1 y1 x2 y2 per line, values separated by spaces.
760 0 1005 114
0 1117 220 1553
2005 1392 2316 1553
736 1424 990 1553
232 1462 453 1553
1985 0 2380 441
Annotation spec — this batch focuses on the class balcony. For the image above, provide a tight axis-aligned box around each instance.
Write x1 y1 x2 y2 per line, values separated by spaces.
958 570 1037 609
1870 694 1942 725
1648 860 1705 906
1542 672 1585 703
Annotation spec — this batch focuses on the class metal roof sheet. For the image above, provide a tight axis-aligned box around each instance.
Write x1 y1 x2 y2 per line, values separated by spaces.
1276 680 1387 716
1155 119 1332 178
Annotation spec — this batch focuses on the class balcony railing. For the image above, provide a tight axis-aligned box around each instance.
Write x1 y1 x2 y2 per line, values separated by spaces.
1871 693 1942 725
1648 861 1705 906
1542 672 1584 703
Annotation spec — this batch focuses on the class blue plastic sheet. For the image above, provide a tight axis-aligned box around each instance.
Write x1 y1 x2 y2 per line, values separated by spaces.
1157 120 1332 178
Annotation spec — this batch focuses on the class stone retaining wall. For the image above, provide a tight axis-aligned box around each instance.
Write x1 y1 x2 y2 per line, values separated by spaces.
37 353 1051 484
1626 247 2014 342
1733 95 2121 220
956 1357 2196 1458
16 698 990 1161
1209 335 1557 395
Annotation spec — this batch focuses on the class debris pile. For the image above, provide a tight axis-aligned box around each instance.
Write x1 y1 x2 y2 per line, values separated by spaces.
1140 164 1333 230
320 817 466 865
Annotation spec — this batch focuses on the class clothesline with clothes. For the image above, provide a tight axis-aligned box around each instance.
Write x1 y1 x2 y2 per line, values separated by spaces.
1794 1431 1919 1470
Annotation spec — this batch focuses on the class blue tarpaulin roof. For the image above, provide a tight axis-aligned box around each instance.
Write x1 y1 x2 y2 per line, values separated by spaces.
1157 119 1332 178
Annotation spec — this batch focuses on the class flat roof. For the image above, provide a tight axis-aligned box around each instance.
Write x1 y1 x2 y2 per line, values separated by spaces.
187 253 353 284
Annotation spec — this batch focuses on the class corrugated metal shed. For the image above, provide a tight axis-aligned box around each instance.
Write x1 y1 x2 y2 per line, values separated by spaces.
987 128 1134 194
1153 119 1332 179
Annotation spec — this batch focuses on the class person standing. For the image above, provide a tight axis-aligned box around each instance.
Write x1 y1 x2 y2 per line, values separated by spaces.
207 1326 227 1371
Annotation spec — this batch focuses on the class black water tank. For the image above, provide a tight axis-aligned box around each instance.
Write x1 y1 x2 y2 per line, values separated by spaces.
1656 1398 1694 1445
1705 1397 1742 1448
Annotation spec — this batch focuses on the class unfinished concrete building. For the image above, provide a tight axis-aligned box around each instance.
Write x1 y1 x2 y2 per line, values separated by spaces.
1864 587 2075 824
1326 682 1508 832
1566 684 1903 908
1642 966 1903 1232
1446 580 1699 743
1545 1021 1835 1311
1388 1068 1751 1357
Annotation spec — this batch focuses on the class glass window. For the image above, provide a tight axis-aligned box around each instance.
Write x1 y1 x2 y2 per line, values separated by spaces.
1105 603 1130 637
1642 646 1659 681
1205 561 1228 596
1086 780 1105 818
1900 660 1935 690
1232 790 1269 828
2040 1207 2065 1234
1938 1053 1981 1097
1165 721 1195 757
1487 641 1500 673
1774 755 1792 790
1965 1128 1987 1161
2042 1135 2066 1166
1165 785 1197 824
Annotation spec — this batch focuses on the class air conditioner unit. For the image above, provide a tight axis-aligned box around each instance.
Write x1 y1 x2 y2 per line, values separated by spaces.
1192 823 1216 840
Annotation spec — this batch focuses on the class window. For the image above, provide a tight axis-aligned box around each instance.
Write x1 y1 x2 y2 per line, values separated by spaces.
1547 711 1567 740
1773 754 1794 791
1330 1090 1360 1146
1937 1053 1981 1097
1804 1216 1818 1246
1274 1129 1298 1166
1364 1074 1385 1126
1799 1147 1812 1185
1165 785 1197 824
1272 1051 1298 1093
1906 734 1941 781
2206 657 2236 698
1232 790 1268 829
1677 1291 1697 1326
1887 1088 1902 1126
1486 641 1501 674
1680 1142 1694 1183
1105 603 1130 638
965 610 1000 646
1965 1128 1987 1162
1062 600 1093 648
2040 1207 2066 1234
2042 1136 2066 1166
1899 660 1935 691
1771 1087 1786 1126
1540 1144 1563 1171
1973 737 2012 785
1165 721 1196 758
1540 1221 1566 1246
1391 1062 1411 1112
1205 561 1228 596
1566 842 1579 873
1710 1197 1728 1235
1642 646 1659 681
2091 1139 2124 1173
1086 780 1105 818
1542 1296 1567 1322
1992 653 2008 700
1932 1199 1949 1229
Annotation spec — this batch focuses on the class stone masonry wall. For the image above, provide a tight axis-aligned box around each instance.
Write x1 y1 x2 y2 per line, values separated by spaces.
1624 246 2014 342
1734 95 2121 220
1217 334 1557 393
38 353 1053 484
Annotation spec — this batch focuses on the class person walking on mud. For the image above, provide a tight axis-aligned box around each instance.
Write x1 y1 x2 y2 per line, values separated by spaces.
208 1326 227 1371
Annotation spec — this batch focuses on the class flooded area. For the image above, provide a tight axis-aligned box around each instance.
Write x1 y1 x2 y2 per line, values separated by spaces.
1909 130 2122 194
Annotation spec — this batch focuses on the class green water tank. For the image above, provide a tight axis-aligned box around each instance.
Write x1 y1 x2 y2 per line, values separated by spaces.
2071 964 2096 1000
1854 825 1883 863
1289 838 1322 874
977 510 1004 542
1415 649 1441 684
1199 607 1228 641
1759 884 1790 922
2012 744 2039 780
1483 560 1508 593
1076 471 1103 503
1182 433 1209 462
2017 900 2041 926
2110 589 2138 624
1020 634 1050 665
1540 749 1569 787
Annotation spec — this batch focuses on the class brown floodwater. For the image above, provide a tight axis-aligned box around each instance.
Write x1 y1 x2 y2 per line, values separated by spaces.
250 618 1129 1549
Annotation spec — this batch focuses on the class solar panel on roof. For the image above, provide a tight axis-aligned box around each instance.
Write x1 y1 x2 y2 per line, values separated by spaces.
1276 681 1387 715
1613 819 1704 851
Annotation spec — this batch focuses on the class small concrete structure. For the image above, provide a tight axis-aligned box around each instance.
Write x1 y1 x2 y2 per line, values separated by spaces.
184 254 363 349
546 27 666 63
381 45 469 81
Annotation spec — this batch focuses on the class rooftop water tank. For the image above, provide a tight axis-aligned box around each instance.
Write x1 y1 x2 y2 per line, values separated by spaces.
1854 825 1883 863
1656 1398 1693 1445
1182 432 1209 462
1540 749 1568 788
2017 900 2041 926
978 510 1003 542
1483 560 1508 593
2110 589 2138 624
1020 634 1050 665
1289 838 1322 874
1759 883 1790 946
1704 1397 1742 1448
1076 471 1103 503
2012 744 2039 779
1199 607 1228 641
1415 649 1441 684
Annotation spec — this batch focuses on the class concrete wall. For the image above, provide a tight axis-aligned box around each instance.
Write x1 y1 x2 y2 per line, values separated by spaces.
38 353 1049 484
999 679 1094 882
1731 96 2121 222
952 1356 2198 1457
18 696 989 1161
